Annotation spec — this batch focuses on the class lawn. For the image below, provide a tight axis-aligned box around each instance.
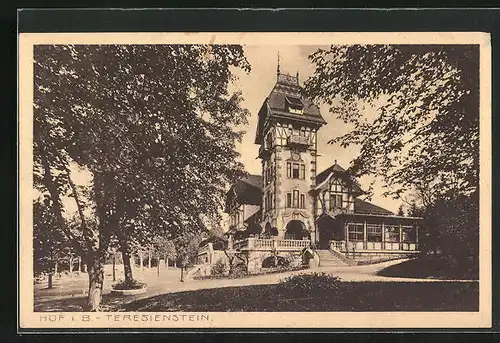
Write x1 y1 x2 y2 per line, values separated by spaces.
376 256 479 280
35 281 478 312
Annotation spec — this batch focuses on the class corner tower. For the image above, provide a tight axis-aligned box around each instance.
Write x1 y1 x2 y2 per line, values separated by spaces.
255 67 326 241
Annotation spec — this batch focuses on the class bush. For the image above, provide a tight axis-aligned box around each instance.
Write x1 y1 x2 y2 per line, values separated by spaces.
277 272 341 293
211 259 228 276
228 263 248 278
112 278 146 290
277 257 291 268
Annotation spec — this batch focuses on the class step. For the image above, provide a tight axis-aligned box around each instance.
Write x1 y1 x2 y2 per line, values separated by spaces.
316 250 349 267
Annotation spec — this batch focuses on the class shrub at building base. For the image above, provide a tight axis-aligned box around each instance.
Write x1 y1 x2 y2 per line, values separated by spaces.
211 259 229 277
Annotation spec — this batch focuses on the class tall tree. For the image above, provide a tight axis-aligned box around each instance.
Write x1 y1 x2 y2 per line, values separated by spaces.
303 45 479 200
34 44 251 310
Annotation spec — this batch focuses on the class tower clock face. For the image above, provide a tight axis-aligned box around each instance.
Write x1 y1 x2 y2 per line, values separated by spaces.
292 152 300 161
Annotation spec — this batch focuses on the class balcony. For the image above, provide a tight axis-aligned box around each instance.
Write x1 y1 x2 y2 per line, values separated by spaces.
287 135 310 147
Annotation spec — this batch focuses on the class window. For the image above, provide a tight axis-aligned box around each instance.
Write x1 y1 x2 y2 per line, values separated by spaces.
384 225 400 242
348 223 364 241
300 194 305 209
402 227 415 242
265 165 273 185
288 162 304 179
329 194 343 210
285 95 304 113
293 190 299 208
286 193 292 208
330 180 343 192
367 224 382 242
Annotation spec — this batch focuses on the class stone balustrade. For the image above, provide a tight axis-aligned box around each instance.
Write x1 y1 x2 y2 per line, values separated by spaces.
232 238 311 251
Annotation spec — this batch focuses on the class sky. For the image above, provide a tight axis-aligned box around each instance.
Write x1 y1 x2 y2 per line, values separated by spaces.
231 44 403 213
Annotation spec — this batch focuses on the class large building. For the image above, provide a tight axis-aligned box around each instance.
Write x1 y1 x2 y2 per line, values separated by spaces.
200 66 421 272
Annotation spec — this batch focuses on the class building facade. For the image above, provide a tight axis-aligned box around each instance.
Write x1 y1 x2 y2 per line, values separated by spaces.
201 66 421 272
254 70 326 243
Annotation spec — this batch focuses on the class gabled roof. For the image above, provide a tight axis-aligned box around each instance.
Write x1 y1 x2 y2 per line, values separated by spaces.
242 174 263 189
316 162 347 185
225 174 263 212
354 199 394 216
315 161 364 196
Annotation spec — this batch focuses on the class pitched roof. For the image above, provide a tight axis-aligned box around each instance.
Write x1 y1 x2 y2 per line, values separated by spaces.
242 174 263 189
225 174 263 212
315 162 364 195
255 72 326 144
316 162 347 185
354 199 394 216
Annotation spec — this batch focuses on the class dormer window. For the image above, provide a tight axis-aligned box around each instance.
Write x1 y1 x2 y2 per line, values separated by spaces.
285 95 304 114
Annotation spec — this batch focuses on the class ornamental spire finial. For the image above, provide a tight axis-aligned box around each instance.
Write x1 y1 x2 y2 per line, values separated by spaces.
277 51 281 76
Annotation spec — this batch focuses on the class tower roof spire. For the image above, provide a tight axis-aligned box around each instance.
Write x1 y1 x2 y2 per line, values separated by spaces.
277 50 280 76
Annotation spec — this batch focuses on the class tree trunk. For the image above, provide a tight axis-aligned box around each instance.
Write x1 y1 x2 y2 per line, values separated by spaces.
78 257 82 272
69 257 73 276
148 249 152 269
86 253 105 312
139 252 144 270
54 261 58 275
180 266 184 282
121 244 134 284
48 273 53 289
165 257 169 268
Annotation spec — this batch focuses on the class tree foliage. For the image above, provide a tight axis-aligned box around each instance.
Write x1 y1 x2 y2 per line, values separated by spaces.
304 45 479 200
34 44 251 310
33 197 69 275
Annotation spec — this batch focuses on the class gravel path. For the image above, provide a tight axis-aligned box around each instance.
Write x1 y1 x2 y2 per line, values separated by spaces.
34 259 476 307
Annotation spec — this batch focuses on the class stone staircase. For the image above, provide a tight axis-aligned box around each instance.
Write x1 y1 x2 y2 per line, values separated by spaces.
316 249 352 267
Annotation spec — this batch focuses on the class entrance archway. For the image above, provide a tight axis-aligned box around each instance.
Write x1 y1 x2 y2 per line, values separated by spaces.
284 220 310 240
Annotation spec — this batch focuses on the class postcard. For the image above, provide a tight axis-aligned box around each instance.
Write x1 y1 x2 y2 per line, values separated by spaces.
18 31 492 329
